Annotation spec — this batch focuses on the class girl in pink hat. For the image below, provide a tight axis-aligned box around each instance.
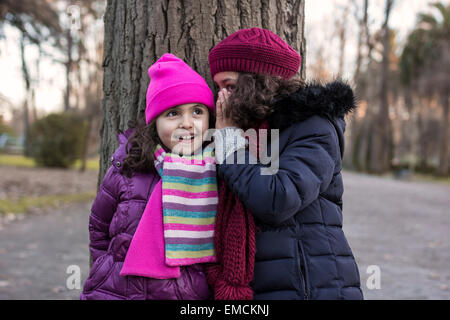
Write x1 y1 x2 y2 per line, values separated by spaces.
81 53 217 300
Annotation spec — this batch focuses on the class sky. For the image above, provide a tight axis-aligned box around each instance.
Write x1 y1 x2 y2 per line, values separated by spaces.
0 28 66 121
1 0 448 123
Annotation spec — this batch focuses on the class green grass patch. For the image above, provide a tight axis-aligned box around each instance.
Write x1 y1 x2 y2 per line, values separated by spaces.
0 192 97 215
410 173 450 185
0 154 36 167
74 158 100 171
0 154 99 171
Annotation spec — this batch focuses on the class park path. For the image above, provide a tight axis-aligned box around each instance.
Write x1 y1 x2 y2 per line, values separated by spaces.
342 171 450 299
0 202 91 299
0 171 449 299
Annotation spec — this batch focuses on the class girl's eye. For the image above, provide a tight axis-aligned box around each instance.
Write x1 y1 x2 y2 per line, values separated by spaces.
167 111 177 117
226 85 235 92
193 108 203 115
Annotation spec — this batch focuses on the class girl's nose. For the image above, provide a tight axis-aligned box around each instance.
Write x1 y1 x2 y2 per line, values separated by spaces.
179 114 193 129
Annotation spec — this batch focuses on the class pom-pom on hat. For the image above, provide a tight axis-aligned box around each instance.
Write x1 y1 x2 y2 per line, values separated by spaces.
208 27 301 80
145 53 215 124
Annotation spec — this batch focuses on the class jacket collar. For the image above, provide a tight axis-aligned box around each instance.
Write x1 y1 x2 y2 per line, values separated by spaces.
267 80 357 132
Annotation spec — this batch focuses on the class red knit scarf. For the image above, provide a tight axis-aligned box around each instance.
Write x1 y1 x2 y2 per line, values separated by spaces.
205 121 269 300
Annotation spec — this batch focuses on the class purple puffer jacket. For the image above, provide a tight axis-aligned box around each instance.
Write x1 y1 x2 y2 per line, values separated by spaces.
80 129 211 300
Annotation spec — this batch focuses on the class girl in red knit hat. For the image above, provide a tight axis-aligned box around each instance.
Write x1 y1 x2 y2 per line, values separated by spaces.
206 28 363 300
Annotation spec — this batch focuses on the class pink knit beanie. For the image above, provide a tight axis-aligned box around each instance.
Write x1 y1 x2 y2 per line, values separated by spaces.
145 53 215 124
208 28 301 79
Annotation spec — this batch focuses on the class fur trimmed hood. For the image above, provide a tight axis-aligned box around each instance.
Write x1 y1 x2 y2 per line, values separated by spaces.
268 80 357 132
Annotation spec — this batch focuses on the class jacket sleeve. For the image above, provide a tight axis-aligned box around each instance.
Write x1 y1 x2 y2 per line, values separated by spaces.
89 165 122 263
217 116 338 227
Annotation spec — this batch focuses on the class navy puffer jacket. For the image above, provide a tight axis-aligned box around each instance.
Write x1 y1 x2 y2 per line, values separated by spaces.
218 81 363 300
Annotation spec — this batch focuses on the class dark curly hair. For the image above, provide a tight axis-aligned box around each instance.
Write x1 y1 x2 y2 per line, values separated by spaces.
222 72 305 130
120 117 158 178
120 111 215 178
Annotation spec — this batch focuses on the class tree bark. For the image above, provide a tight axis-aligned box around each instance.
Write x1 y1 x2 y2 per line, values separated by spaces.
98 0 306 185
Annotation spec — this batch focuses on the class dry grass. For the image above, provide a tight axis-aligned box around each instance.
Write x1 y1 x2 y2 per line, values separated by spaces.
0 164 98 215
0 154 99 171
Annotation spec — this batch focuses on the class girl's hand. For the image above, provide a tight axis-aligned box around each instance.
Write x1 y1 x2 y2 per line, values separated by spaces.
215 88 236 130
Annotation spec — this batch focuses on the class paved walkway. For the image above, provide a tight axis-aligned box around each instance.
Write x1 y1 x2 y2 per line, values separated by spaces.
0 203 91 300
0 171 449 299
342 171 450 299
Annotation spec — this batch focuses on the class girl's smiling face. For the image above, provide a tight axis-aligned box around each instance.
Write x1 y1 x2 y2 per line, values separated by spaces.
156 103 210 156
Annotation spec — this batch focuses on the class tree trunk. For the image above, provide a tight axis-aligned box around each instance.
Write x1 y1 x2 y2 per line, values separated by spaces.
20 34 31 157
65 28 73 112
369 0 394 174
404 87 417 172
416 110 428 171
98 0 306 185
352 0 368 87
438 93 449 176
345 0 369 169
79 116 92 172
336 5 349 78
358 110 374 172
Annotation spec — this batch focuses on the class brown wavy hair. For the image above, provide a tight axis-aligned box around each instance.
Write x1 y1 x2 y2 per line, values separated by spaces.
120 117 158 178
222 72 305 130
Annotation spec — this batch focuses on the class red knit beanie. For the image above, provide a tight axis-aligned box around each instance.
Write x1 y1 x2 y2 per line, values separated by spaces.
208 27 301 79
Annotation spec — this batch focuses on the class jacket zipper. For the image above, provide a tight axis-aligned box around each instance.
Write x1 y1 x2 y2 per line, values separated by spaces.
297 240 309 300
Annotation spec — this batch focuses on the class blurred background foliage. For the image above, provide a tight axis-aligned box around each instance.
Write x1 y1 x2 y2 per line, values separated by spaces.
0 0 103 172
28 112 87 168
308 1 449 179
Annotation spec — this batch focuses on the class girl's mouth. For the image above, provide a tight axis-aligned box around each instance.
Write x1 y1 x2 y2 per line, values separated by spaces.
177 135 196 143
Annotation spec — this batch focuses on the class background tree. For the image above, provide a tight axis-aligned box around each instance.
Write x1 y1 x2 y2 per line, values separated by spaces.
0 0 62 156
61 1 105 171
369 0 394 174
400 2 450 176
98 0 307 185
343 0 369 169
